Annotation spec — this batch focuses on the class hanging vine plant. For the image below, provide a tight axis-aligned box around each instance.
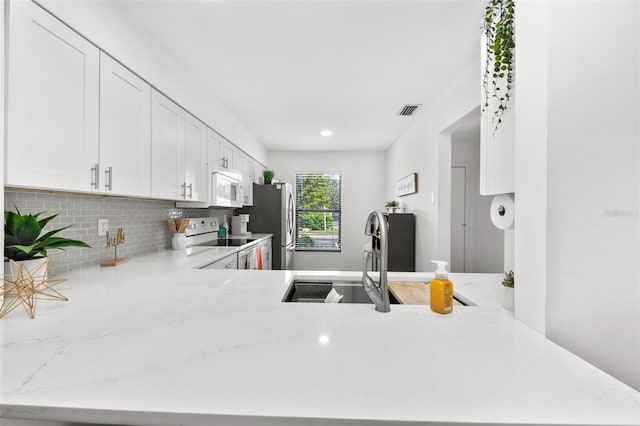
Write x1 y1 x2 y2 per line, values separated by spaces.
483 0 515 135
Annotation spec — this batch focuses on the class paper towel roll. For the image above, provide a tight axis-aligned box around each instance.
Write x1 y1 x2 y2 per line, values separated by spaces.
490 194 515 230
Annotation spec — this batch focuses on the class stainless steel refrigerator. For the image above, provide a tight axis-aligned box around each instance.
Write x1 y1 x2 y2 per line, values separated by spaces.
239 182 295 270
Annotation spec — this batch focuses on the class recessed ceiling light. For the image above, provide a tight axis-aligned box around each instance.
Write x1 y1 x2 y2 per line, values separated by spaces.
320 129 332 137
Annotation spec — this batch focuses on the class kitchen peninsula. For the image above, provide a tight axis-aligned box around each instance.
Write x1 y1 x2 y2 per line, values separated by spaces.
1 249 639 426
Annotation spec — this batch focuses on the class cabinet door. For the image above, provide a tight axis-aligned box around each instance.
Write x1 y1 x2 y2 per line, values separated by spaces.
184 113 207 201
6 1 99 191
480 34 515 195
220 140 235 170
241 154 255 206
260 238 272 270
202 253 238 270
99 53 151 197
151 89 184 200
253 160 266 184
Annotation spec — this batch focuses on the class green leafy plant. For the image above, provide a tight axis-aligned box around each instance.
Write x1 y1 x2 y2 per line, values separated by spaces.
263 170 275 184
502 270 514 288
385 200 399 208
5 207 91 261
483 0 515 135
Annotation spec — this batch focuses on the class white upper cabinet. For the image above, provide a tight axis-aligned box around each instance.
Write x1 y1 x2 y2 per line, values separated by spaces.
253 160 266 184
151 89 208 202
5 1 262 204
480 33 515 195
183 113 207 202
151 90 184 200
6 0 99 191
218 139 236 171
242 154 255 206
99 53 151 197
235 151 255 206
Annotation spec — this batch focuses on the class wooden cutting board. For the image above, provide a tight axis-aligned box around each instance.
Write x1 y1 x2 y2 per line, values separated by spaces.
388 281 430 304
388 281 463 306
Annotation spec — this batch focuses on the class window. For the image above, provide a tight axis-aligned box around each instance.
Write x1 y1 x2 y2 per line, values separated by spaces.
295 173 341 251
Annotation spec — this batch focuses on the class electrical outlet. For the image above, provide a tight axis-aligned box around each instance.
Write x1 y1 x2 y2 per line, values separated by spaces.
98 219 109 236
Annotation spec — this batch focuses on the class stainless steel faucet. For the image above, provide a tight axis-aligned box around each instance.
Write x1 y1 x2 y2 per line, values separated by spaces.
362 210 390 312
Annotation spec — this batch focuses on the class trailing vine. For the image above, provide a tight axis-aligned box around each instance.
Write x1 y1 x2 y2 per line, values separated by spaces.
483 0 515 135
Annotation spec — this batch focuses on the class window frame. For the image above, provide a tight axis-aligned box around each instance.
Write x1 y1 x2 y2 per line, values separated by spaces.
294 172 342 252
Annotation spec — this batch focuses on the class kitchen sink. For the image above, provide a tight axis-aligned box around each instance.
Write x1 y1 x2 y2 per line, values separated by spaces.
282 280 400 304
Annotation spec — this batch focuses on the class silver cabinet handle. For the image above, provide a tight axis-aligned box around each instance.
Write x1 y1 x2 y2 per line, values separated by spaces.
181 182 186 199
105 166 113 191
91 163 100 189
188 183 193 199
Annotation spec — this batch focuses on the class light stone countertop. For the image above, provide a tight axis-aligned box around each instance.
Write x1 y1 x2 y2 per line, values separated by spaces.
1 249 639 426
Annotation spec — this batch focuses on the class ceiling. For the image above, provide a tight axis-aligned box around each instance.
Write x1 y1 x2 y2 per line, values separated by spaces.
76 1 486 152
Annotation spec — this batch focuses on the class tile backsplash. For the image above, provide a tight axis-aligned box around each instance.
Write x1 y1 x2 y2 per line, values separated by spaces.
4 189 234 275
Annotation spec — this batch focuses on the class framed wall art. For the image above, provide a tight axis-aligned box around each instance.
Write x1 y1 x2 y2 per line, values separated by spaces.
397 173 417 197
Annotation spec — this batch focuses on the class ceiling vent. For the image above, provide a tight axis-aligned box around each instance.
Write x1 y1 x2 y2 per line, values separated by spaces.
397 104 422 116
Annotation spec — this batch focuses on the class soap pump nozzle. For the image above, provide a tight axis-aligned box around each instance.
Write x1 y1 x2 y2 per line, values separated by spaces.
431 260 449 279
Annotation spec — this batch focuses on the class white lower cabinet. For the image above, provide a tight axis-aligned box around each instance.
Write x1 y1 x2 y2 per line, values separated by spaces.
99 53 151 197
6 0 99 191
202 253 238 270
260 238 272 270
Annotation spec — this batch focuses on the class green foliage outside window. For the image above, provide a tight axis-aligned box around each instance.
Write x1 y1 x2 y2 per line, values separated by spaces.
295 173 341 251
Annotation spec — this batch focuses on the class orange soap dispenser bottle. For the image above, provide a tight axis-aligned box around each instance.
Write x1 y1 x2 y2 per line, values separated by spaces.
430 260 453 314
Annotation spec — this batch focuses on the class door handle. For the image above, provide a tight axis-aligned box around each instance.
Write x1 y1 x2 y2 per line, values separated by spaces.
91 163 100 189
105 166 113 191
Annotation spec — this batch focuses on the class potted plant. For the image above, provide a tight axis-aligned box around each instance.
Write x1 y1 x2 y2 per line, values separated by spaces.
501 270 514 312
263 170 275 185
385 200 400 213
5 207 91 278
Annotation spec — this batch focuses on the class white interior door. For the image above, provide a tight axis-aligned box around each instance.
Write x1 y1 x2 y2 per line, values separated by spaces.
451 166 467 272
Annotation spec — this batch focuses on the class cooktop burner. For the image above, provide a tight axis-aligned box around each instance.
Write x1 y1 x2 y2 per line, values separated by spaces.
197 239 256 247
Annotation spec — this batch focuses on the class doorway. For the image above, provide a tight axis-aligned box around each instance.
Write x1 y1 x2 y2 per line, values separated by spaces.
450 166 467 272
449 114 504 273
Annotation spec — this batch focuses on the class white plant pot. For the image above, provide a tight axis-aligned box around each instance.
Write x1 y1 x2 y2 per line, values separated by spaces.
171 233 186 250
502 286 514 312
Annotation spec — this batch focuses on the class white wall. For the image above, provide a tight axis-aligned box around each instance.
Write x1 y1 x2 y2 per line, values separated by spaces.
514 0 549 335
451 131 503 273
2 0 6 276
516 0 640 390
34 0 266 164
386 58 480 272
267 151 386 271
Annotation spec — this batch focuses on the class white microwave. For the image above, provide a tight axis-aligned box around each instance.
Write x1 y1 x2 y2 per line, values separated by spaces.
212 171 243 208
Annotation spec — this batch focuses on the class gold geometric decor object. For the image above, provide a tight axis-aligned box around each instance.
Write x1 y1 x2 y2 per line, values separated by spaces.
0 258 67 319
